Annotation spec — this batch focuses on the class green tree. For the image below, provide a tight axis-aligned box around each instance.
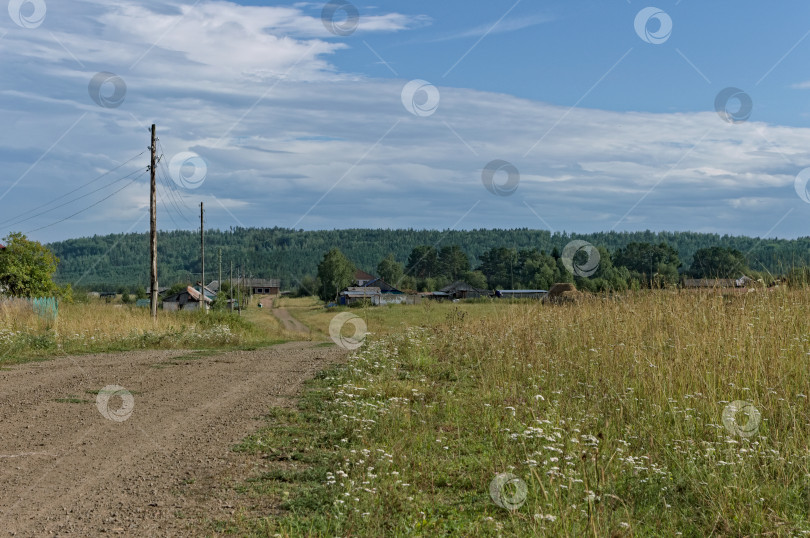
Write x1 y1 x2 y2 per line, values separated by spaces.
121 291 131 304
478 247 519 289
463 270 488 290
167 282 189 296
689 246 749 278
438 245 469 281
295 275 320 297
135 285 147 300
0 232 59 297
406 246 438 279
377 254 404 286
317 248 355 302
613 242 682 287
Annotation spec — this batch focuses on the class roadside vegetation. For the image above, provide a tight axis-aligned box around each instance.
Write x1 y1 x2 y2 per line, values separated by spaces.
0 296 301 364
223 288 810 536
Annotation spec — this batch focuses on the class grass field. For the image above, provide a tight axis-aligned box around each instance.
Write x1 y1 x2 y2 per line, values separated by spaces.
0 296 300 364
277 296 506 341
225 289 810 536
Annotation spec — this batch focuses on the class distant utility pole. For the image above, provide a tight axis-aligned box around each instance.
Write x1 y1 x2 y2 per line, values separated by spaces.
218 248 222 292
200 201 205 313
149 124 158 320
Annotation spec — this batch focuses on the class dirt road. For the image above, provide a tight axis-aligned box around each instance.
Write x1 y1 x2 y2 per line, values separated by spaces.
270 307 311 334
0 342 346 536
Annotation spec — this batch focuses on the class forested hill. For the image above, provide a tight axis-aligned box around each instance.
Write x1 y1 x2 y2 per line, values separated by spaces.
48 227 810 291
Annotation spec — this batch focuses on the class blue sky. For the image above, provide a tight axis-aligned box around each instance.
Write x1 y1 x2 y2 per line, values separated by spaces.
2 0 810 243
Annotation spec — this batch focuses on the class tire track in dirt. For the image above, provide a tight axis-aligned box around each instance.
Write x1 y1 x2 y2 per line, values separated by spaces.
270 306 311 334
0 341 346 536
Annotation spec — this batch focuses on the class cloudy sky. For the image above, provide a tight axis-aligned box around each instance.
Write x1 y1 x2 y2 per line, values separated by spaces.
2 0 810 242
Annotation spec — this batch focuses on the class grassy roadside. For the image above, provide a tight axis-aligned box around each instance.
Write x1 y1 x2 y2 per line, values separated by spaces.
0 296 303 365
221 289 810 536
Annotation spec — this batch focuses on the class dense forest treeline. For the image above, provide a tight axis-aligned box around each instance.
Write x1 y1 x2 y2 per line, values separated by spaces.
46 227 810 291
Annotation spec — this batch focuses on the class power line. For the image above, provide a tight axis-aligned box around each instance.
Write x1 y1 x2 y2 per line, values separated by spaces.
156 186 180 229
25 170 147 233
1 167 147 229
156 156 192 225
157 139 193 215
0 150 146 228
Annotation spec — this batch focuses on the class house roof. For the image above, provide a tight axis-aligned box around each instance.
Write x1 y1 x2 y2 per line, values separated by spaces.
354 269 375 281
243 278 280 288
186 286 213 303
362 277 402 293
341 287 381 297
193 284 217 299
207 279 279 292
440 281 484 293
165 287 213 303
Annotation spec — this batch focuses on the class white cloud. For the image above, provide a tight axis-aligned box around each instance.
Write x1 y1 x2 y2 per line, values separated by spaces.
425 13 555 43
0 0 809 242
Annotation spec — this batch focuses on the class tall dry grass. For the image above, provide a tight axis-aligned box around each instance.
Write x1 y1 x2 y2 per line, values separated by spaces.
0 299 293 361
235 288 810 536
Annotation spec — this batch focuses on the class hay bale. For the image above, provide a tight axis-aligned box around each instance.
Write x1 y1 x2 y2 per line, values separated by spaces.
557 290 582 303
546 283 580 304
548 283 576 298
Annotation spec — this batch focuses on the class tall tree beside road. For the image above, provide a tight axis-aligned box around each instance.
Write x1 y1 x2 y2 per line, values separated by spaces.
0 232 59 297
317 248 355 302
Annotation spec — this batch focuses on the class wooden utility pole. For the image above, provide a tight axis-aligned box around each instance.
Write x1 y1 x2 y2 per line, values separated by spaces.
149 124 158 320
218 248 222 293
200 202 205 313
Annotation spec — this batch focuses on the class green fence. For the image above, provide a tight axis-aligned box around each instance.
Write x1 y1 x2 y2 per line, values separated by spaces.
31 297 58 321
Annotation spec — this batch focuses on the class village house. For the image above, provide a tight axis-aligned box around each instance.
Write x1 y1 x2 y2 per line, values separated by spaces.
162 286 213 312
340 270 410 305
244 278 280 295
207 278 280 296
340 286 382 306
437 281 493 300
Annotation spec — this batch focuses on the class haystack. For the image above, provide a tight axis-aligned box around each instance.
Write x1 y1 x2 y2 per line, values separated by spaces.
546 282 581 303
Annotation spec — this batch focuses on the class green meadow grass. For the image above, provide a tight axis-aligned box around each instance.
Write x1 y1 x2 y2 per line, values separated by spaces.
225 289 810 536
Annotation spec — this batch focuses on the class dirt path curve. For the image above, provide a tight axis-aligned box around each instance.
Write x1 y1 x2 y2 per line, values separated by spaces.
270 306 311 334
0 342 346 536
